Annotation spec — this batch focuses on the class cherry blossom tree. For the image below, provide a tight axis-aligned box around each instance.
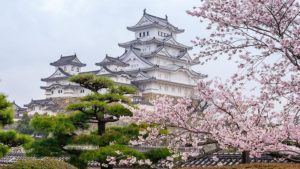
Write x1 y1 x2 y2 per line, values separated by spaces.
132 0 300 164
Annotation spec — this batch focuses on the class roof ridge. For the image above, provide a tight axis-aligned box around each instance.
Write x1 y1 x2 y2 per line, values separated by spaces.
129 47 155 66
145 13 167 22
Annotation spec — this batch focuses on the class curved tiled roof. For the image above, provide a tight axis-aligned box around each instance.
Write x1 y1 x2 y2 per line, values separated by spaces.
41 68 71 82
180 152 291 168
127 9 184 33
118 36 192 50
50 54 86 67
95 55 129 67
24 98 56 107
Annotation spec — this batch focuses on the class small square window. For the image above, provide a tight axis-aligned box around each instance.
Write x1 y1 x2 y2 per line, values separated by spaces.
147 31 149 36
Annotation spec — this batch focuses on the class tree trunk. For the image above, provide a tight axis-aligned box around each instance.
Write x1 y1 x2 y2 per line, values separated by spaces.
242 151 250 164
97 121 106 135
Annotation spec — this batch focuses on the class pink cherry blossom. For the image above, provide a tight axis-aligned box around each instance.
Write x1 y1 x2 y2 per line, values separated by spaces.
132 1 300 163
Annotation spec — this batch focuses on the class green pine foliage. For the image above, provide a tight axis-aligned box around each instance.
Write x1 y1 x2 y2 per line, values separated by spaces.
72 124 140 146
68 74 137 135
26 74 144 168
0 94 33 158
144 148 172 163
15 113 34 135
0 130 32 147
79 144 145 165
0 144 9 158
0 94 13 127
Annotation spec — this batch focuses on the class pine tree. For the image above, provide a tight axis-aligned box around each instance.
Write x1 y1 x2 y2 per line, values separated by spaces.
67 74 136 135
0 94 13 127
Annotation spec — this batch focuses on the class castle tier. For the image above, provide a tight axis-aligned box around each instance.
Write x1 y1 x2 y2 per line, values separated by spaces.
24 10 206 115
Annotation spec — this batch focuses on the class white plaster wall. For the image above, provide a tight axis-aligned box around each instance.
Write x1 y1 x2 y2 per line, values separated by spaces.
134 27 175 40
45 86 91 98
142 82 194 97
27 106 56 116
59 65 81 75
165 46 180 57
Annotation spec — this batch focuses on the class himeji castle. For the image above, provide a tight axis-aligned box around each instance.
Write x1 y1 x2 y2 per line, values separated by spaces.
24 10 206 116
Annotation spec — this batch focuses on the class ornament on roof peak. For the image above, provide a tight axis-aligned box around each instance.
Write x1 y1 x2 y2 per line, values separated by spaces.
143 8 146 15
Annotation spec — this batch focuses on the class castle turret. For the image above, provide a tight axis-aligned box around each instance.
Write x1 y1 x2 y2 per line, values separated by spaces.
40 54 88 98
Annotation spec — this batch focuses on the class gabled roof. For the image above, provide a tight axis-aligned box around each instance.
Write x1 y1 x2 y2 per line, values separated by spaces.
12 102 27 112
50 54 86 67
163 36 192 50
127 9 184 33
119 46 155 67
144 64 206 78
118 36 192 50
24 98 56 108
41 68 71 82
95 55 129 67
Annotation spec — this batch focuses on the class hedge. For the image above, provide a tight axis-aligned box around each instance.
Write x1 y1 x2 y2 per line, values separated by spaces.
3 158 77 169
180 163 300 169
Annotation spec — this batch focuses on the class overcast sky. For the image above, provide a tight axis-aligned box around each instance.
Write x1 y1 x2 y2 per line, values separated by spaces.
0 0 235 106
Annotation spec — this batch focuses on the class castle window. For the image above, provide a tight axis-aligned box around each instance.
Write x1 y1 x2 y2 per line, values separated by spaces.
58 90 63 93
143 32 145 37
147 31 149 36
139 32 142 37
80 89 85 93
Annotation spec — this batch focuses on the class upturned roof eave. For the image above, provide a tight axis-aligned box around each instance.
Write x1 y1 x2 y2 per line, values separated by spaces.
126 24 184 33
50 62 86 67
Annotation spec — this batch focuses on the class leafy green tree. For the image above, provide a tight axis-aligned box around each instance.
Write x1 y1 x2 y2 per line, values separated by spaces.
0 94 32 158
26 74 142 168
16 113 34 135
68 74 136 135
0 94 13 127
27 113 144 169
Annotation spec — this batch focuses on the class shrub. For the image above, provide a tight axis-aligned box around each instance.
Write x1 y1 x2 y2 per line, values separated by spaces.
0 144 9 158
0 130 32 147
145 148 172 163
179 163 300 169
80 144 145 163
73 124 141 146
4 158 77 169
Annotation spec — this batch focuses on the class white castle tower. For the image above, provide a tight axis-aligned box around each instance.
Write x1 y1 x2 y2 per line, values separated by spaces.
95 9 206 101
